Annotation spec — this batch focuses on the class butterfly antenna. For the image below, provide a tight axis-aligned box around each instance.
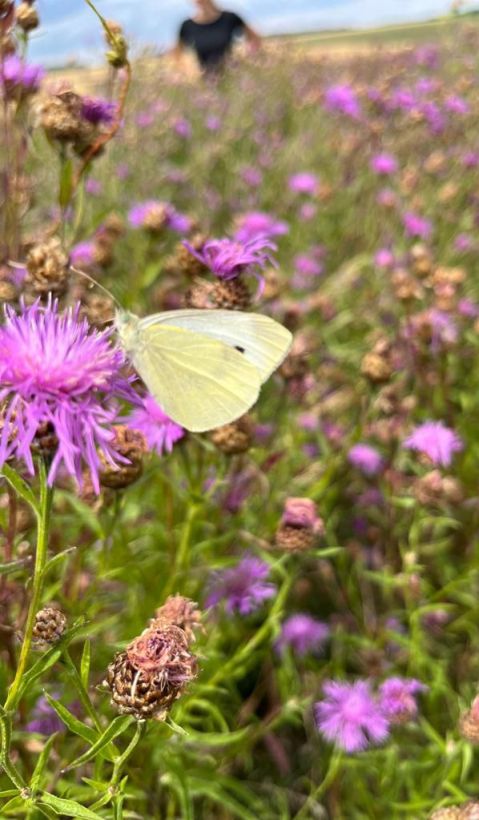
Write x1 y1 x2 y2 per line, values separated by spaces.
70 265 122 310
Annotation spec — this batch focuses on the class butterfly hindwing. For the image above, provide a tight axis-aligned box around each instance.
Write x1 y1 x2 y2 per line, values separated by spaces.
130 323 262 432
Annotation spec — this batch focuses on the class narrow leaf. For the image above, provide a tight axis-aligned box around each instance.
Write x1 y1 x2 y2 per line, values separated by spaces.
44 694 97 745
30 733 58 791
62 715 134 772
40 792 104 819
1 465 39 516
80 641 91 689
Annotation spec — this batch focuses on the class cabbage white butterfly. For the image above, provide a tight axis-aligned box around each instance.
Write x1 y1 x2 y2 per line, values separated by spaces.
114 308 292 432
69 266 292 431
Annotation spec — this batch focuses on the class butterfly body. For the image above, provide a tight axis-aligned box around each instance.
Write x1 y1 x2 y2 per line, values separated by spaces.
115 308 292 433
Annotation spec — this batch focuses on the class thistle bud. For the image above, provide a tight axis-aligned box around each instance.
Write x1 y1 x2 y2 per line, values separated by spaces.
41 92 93 144
275 497 324 552
32 606 67 650
99 425 146 489
211 278 252 310
15 1 39 31
210 414 254 456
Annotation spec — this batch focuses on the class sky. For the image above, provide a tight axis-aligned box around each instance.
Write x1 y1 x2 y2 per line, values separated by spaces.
29 0 466 66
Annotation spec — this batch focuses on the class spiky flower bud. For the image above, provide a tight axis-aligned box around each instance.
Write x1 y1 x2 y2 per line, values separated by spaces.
25 237 69 296
167 234 208 278
104 623 197 720
210 414 254 456
211 279 252 310
99 425 146 489
15 1 39 31
275 497 324 553
153 595 203 644
32 606 67 650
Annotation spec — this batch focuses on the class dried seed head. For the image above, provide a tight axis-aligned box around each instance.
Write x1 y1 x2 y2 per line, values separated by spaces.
167 234 208 278
153 595 203 644
210 414 254 456
413 470 463 506
429 808 462 819
275 497 324 553
80 294 115 329
25 237 69 296
275 525 317 552
460 696 479 743
41 92 93 144
461 802 479 820
104 623 197 720
361 351 392 383
212 278 252 310
32 606 67 650
184 278 216 309
15 1 39 31
99 425 146 490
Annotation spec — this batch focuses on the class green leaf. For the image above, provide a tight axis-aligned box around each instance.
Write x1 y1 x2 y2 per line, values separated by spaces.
43 694 97 746
59 158 74 210
0 790 18 799
44 547 77 575
1 465 39 516
39 792 104 819
184 726 251 748
0 557 32 577
62 715 134 772
1 796 24 814
30 733 59 791
59 494 105 539
80 641 91 690
141 261 162 288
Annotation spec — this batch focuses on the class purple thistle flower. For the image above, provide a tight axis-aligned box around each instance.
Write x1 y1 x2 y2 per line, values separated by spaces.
70 241 96 267
288 172 319 196
0 300 137 492
128 200 191 234
206 555 276 615
1 55 44 95
403 421 463 467
378 677 427 723
184 236 276 282
348 444 384 476
403 211 433 239
26 695 65 736
370 153 398 175
81 96 117 125
127 394 184 456
324 84 361 119
234 211 289 243
315 680 390 753
276 614 330 657
444 95 469 115
458 298 479 318
374 248 396 269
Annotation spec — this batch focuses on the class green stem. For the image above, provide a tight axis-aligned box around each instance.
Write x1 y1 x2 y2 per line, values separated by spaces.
294 752 342 820
62 651 102 732
4 461 53 712
0 712 25 789
162 504 200 598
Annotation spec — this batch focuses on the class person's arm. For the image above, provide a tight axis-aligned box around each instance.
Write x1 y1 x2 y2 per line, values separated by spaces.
243 24 261 52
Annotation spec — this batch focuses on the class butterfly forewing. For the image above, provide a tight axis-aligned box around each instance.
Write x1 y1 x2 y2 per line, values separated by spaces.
137 309 292 382
131 324 262 432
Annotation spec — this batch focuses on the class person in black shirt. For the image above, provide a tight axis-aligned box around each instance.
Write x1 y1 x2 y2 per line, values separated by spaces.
174 0 260 73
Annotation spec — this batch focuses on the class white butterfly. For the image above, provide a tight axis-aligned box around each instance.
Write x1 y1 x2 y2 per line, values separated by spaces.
115 308 292 432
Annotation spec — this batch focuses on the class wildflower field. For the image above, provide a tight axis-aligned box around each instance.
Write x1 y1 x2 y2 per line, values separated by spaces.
4 3 479 819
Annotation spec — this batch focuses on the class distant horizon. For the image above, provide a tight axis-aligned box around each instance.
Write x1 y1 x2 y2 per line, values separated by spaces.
29 1 475 68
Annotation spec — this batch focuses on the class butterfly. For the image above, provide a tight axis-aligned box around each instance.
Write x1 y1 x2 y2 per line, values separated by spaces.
114 308 292 432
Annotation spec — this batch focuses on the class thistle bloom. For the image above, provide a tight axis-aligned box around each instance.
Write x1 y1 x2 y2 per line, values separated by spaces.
206 555 276 615
128 201 191 234
288 172 319 196
324 84 361 119
348 444 384 476
403 212 433 239
234 211 289 243
184 236 276 282
0 300 137 492
70 240 96 267
315 680 390 753
378 677 427 723
1 55 44 95
370 153 398 175
127 394 184 456
276 614 330 657
403 421 463 467
81 96 117 125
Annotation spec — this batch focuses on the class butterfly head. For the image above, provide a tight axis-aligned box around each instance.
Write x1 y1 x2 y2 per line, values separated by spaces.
114 310 140 354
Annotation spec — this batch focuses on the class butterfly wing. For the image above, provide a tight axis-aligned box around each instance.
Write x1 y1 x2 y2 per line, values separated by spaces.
131 323 262 432
138 309 292 383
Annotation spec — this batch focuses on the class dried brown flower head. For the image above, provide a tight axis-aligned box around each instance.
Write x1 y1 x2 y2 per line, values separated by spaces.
99 425 146 490
25 237 69 296
16 1 39 31
32 606 67 650
210 414 254 456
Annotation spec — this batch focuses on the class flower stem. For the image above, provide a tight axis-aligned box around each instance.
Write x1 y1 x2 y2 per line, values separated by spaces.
162 503 200 599
4 460 53 712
